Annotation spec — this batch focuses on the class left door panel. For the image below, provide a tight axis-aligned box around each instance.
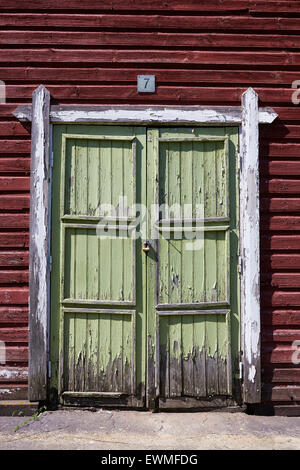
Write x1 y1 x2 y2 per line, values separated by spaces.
50 125 147 407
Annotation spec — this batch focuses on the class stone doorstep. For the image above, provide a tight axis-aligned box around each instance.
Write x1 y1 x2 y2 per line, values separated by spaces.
0 400 39 417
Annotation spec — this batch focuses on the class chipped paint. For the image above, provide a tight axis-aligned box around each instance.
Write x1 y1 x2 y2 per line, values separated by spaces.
159 343 230 398
21 90 277 409
28 85 50 402
240 88 265 403
13 104 278 125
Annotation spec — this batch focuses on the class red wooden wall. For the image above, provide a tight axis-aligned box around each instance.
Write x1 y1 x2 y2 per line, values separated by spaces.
0 0 300 415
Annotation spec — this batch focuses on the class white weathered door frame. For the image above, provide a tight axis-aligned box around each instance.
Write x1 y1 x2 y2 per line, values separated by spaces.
14 86 277 404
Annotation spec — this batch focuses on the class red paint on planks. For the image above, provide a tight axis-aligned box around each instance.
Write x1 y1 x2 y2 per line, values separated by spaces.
0 233 29 249
261 291 300 308
4 346 28 363
0 270 29 285
261 235 300 251
262 367 300 384
0 327 28 343
261 198 300 212
0 195 30 211
261 310 300 327
0 288 29 305
260 161 300 177
2 33 300 50
0 252 29 268
0 14 300 31
262 273 300 289
0 159 30 174
0 307 28 324
0 178 30 191
262 345 299 364
261 216 300 231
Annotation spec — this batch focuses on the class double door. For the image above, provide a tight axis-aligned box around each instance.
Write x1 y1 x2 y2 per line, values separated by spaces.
50 125 240 408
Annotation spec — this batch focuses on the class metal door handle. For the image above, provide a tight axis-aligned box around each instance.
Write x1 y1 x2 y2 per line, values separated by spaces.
142 242 150 253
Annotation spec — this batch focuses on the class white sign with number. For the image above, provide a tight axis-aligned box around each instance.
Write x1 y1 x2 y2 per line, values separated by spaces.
137 75 156 93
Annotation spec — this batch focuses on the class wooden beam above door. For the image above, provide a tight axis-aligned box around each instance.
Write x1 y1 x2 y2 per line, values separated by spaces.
13 104 277 125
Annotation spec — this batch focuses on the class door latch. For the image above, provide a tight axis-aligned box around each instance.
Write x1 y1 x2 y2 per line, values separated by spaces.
142 241 150 253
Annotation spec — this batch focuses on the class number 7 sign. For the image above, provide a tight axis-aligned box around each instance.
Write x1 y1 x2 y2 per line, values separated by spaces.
137 75 156 93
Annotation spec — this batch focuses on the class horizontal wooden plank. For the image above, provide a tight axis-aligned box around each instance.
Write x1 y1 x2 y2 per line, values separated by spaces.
0 252 28 268
0 270 28 285
262 345 299 363
262 273 300 289
0 287 28 305
4 346 28 362
0 141 30 155
261 310 300 326
262 328 300 342
261 291 300 308
0 158 30 174
261 216 300 231
260 161 300 177
261 178 300 194
0 0 252 12
0 366 28 383
0 105 27 119
2 0 300 14
0 327 28 343
261 125 300 141
262 144 300 158
262 254 300 270
250 1 300 14
0 233 29 249
3 67 300 85
0 195 30 210
0 307 28 323
262 386 300 402
2 32 300 50
0 177 29 191
0 385 28 400
272 405 300 417
2 84 296 106
0 14 299 31
261 198 300 212
261 235 300 251
0 122 29 137
0 215 29 229
1 50 300 66
262 367 300 384
274 108 300 121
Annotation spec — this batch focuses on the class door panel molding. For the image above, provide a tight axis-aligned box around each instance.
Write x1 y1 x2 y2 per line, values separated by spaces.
15 86 277 405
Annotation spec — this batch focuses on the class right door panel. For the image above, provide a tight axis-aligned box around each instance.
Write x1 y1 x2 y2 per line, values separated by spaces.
146 127 240 408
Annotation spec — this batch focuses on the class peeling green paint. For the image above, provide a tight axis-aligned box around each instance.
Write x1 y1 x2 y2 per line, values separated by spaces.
50 125 239 408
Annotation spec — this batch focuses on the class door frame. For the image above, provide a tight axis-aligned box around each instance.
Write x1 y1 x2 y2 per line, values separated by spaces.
14 87 277 405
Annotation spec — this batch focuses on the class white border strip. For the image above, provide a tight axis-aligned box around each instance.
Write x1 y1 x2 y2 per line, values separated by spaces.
28 85 50 402
241 88 261 403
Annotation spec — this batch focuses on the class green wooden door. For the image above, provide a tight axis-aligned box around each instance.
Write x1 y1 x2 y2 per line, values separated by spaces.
50 125 147 407
146 127 240 409
50 125 239 409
